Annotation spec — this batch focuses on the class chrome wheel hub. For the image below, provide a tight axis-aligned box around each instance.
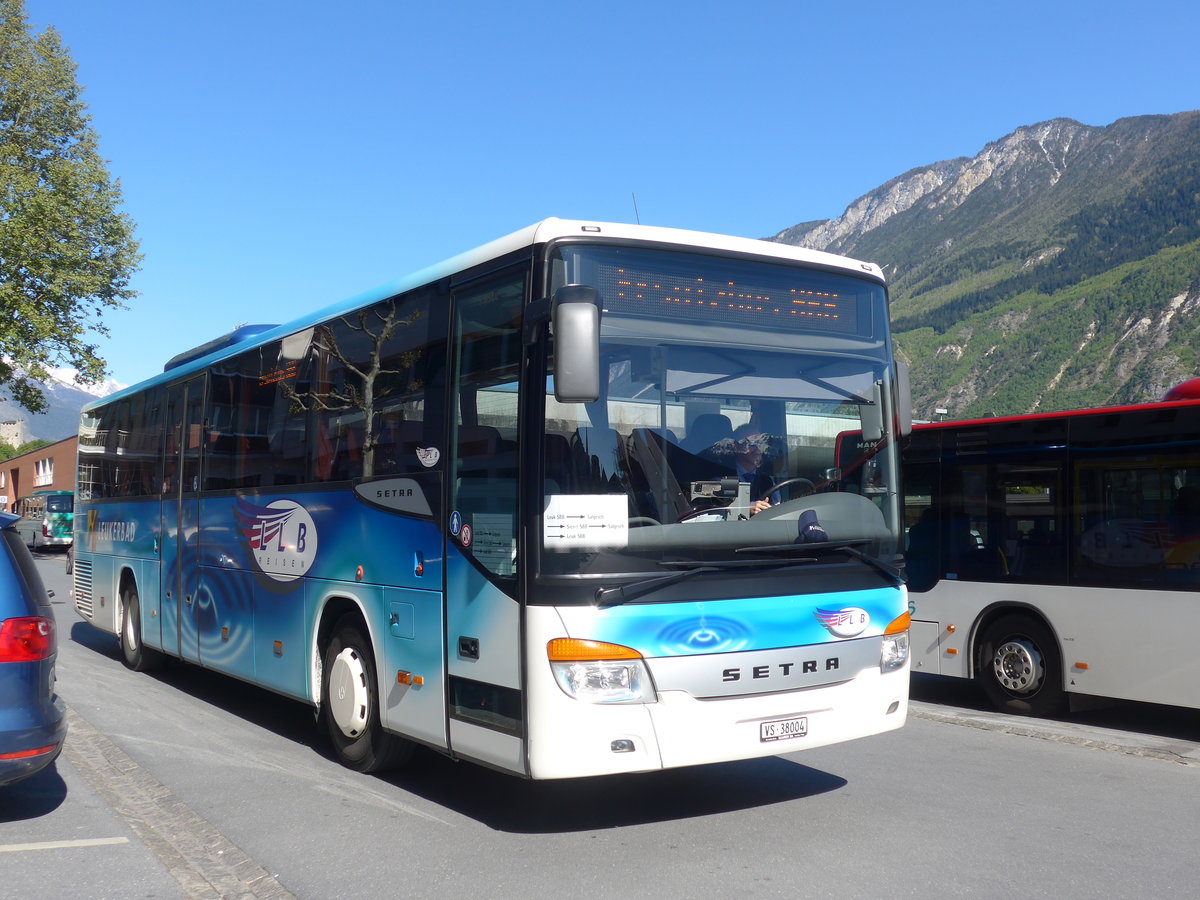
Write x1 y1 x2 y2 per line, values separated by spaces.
992 638 1044 694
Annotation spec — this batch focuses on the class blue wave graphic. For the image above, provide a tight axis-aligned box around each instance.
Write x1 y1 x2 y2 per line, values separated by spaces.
656 616 753 654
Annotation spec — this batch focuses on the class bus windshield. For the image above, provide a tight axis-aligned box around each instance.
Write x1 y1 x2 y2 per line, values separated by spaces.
539 244 902 579
45 494 73 514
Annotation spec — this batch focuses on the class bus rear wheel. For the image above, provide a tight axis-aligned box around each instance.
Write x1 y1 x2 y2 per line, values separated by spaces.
120 584 164 672
977 614 1067 717
321 616 414 773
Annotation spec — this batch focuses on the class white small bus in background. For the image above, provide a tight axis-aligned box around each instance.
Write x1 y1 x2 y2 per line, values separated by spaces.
14 490 74 551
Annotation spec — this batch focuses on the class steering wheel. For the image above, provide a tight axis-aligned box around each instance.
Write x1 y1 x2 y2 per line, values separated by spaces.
761 477 815 501
628 516 662 527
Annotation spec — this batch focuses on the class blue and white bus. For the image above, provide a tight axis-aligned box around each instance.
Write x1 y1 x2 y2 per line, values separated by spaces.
73 219 912 778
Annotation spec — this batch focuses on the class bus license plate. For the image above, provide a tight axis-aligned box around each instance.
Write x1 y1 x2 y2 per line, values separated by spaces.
760 716 808 743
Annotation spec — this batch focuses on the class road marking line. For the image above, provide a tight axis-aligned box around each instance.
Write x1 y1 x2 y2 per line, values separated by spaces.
0 837 130 853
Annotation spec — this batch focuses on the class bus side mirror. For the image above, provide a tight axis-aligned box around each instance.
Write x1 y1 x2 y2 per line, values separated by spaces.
895 360 913 437
552 285 601 404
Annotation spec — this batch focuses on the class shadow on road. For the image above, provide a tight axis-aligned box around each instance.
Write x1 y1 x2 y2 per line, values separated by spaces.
0 764 68 822
911 672 1200 743
382 749 846 833
69 620 122 660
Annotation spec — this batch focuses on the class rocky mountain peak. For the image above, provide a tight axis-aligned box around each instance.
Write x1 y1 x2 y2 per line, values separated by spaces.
774 157 969 252
772 110 1200 418
776 117 1103 255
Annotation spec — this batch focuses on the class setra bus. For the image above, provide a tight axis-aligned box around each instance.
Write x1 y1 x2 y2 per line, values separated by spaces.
73 219 912 777
903 388 1200 716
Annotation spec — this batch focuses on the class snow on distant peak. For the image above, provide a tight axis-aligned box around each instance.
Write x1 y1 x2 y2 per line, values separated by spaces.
45 367 127 398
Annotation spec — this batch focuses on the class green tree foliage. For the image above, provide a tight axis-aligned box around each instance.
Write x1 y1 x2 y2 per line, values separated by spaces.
0 436 48 461
0 0 139 412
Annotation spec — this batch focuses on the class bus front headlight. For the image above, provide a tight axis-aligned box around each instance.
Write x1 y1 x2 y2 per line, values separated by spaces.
547 639 657 704
880 613 911 673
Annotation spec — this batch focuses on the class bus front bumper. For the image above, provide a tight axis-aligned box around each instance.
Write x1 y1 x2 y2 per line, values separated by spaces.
525 664 908 780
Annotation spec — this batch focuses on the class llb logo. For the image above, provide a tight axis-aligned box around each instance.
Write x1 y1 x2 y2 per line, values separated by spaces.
234 498 319 583
814 607 870 638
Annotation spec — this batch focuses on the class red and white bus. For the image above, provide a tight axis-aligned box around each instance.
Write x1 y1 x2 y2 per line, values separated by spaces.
902 388 1200 715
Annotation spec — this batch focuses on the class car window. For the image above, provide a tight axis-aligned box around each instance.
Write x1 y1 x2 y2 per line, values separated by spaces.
1 528 51 615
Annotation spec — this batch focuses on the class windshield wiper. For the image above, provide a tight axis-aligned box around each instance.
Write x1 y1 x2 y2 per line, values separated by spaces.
736 540 904 584
594 557 819 607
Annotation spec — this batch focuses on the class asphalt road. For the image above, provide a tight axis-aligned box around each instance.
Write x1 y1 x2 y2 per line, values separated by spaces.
3 551 1198 899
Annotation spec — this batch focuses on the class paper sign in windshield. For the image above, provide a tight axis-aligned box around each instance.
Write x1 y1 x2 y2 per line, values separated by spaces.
543 494 629 548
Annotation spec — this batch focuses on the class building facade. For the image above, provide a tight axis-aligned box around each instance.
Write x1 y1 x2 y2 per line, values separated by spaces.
0 435 77 514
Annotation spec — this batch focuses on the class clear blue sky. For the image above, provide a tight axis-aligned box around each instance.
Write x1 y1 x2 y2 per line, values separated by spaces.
25 0 1200 388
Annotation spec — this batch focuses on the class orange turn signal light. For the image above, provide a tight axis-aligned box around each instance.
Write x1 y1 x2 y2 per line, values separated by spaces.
547 638 643 662
884 611 911 635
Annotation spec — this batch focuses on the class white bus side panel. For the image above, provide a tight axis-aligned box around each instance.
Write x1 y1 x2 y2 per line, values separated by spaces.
911 580 1200 709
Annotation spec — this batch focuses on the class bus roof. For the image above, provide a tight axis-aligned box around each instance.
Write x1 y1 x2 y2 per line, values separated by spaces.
84 218 885 412
915 392 1200 432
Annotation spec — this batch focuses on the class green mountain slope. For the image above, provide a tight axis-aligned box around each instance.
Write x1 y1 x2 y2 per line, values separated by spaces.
772 112 1200 418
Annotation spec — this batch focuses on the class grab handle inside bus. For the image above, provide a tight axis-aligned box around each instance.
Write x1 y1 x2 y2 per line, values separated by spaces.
895 360 913 437
552 284 601 404
862 384 884 442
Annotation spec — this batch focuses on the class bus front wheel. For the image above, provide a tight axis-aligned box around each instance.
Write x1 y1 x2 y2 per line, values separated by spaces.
120 584 164 672
321 616 414 773
977 614 1067 717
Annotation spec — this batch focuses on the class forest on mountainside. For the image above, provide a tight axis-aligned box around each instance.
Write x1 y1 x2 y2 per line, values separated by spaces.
774 112 1200 419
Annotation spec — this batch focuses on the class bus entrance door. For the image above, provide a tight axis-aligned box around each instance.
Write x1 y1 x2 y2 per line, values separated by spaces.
160 378 204 663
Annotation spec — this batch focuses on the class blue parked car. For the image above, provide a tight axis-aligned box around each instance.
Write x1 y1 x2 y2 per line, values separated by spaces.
0 510 66 787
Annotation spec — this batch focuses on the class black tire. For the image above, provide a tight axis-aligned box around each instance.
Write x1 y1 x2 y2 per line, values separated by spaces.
977 614 1067 716
321 615 414 773
120 584 165 672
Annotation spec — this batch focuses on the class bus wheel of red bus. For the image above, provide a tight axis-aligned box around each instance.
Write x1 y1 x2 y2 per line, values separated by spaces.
322 616 414 773
977 615 1067 717
120 584 164 672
